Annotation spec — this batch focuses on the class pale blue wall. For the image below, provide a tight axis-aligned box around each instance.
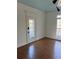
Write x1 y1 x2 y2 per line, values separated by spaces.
17 0 56 12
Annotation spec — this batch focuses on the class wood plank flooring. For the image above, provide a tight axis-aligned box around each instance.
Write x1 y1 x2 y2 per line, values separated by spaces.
17 38 61 59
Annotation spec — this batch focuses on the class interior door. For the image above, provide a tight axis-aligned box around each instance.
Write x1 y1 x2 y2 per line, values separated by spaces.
25 12 36 43
28 18 36 43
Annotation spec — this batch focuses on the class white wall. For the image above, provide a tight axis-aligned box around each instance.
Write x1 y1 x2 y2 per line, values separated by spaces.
45 11 57 39
17 3 45 47
17 5 27 47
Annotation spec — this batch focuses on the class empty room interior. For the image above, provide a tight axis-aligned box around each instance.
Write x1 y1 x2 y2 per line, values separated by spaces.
17 0 61 59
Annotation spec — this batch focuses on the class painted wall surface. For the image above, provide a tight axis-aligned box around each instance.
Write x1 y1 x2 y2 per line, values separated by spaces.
17 0 56 11
45 11 57 39
17 2 45 47
17 5 27 47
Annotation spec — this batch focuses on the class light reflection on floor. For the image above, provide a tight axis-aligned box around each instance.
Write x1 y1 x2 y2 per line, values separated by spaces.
54 41 61 59
28 45 35 59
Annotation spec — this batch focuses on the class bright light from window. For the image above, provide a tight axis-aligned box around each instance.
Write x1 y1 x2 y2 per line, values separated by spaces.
57 15 61 18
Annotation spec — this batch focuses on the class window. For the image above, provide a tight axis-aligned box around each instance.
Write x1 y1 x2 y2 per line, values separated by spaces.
57 15 61 29
56 15 61 40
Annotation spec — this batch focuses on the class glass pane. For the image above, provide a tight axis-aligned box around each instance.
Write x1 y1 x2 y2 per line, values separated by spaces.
57 19 61 28
57 15 61 18
56 15 61 40
29 19 35 39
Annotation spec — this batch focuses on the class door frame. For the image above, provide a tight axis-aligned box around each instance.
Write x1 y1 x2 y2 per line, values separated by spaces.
24 11 37 43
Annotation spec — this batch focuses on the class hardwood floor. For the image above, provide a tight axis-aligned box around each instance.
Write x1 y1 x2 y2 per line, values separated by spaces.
17 38 61 59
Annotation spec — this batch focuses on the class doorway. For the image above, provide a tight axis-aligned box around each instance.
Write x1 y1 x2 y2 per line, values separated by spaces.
25 12 36 43
28 18 36 41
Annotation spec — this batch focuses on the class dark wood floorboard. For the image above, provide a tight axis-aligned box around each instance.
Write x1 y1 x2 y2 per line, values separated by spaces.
17 38 61 59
